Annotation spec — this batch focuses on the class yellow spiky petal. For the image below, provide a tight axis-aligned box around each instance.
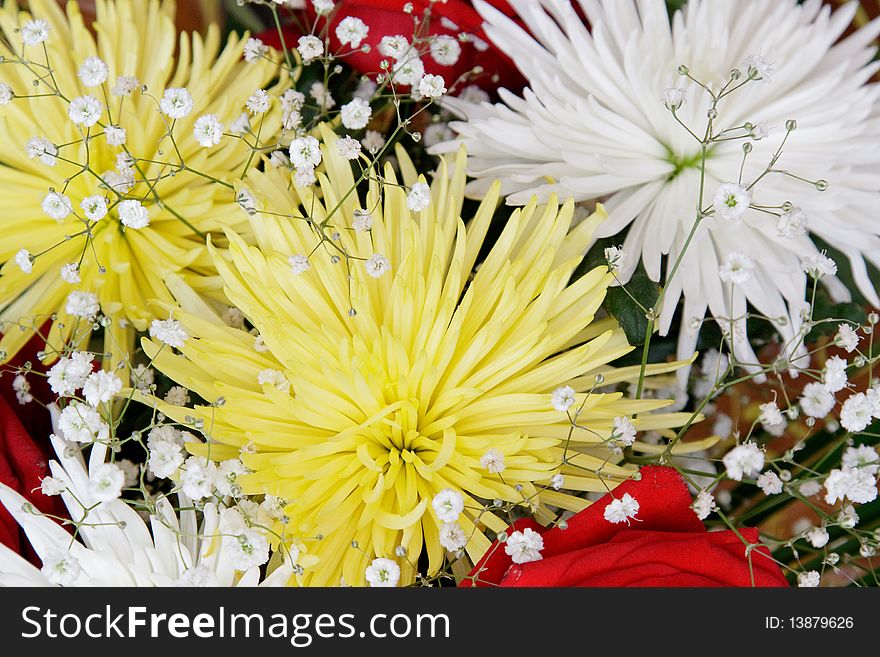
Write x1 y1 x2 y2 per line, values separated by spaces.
0 0 286 364
140 124 692 586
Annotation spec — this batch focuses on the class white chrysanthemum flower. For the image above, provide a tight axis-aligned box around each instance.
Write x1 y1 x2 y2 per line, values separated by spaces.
437 0 880 370
0 436 292 586
504 527 544 564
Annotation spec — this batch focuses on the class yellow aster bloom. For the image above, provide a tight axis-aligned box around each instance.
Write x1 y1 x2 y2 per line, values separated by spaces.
141 125 693 586
0 0 286 364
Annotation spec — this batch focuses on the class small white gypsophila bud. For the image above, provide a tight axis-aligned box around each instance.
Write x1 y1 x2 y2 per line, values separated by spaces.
14 249 32 274
104 125 126 147
149 318 188 349
0 82 13 104
756 470 783 495
604 492 640 524
418 74 447 99
611 416 637 447
58 400 108 443
432 488 464 523
391 56 425 87
159 87 194 119
378 35 410 59
340 97 372 131
722 442 764 481
551 385 576 412
336 135 362 160
439 522 468 551
834 324 860 353
246 89 271 115
180 456 217 500
361 129 385 153
65 291 100 318
13 375 32 404
21 19 50 47
257 368 290 392
365 558 400 587
309 81 335 110
712 183 751 221
504 528 544 564
288 254 310 275
148 439 184 479
47 351 94 396
25 137 58 166
40 476 66 496
214 458 250 497
41 549 81 586
78 56 109 87
797 570 820 587
550 473 564 490
806 526 829 549
193 114 223 148
294 167 317 188
336 16 369 49
718 252 755 284
353 209 373 232
297 35 324 63
68 95 103 127
229 112 251 136
800 252 837 278
799 382 836 419
406 182 431 212
364 254 391 279
243 37 268 64
80 195 108 222
117 199 150 229
691 489 716 520
82 370 122 406
430 35 461 66
480 448 505 474
663 86 685 110
604 245 626 273
822 355 848 393
111 75 140 96
742 53 773 83
289 135 322 170
88 462 125 502
224 529 269 571
776 206 807 238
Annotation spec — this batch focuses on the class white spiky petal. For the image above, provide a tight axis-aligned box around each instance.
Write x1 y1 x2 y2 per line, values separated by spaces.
438 0 880 373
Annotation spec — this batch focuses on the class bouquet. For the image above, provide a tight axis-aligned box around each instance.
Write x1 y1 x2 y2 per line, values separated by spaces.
0 0 877 591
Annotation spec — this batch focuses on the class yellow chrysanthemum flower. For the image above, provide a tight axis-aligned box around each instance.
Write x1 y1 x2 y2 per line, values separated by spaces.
0 0 286 363
142 125 694 586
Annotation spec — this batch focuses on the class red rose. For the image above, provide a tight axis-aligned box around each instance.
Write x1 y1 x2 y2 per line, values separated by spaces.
260 0 524 92
463 466 789 587
0 325 54 440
